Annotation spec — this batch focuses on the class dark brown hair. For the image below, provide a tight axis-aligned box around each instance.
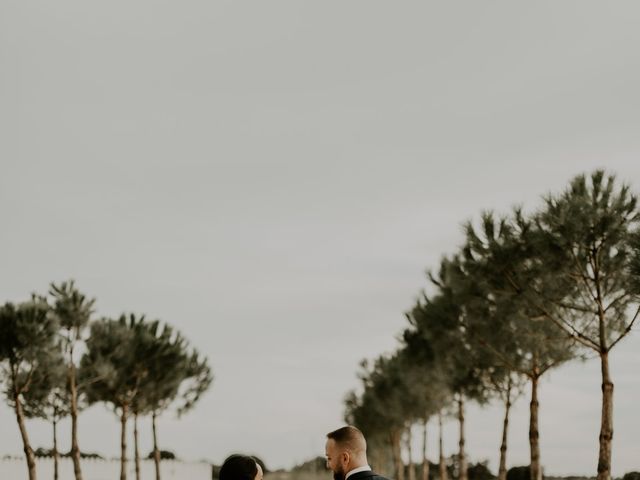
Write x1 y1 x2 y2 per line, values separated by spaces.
219 454 258 480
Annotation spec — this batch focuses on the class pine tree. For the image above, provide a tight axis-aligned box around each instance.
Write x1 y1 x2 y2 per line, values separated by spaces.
49 280 95 480
0 297 60 480
535 171 640 480
21 344 69 480
463 211 576 480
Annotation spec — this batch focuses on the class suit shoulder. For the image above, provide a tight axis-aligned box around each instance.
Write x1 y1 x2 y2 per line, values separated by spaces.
349 472 391 480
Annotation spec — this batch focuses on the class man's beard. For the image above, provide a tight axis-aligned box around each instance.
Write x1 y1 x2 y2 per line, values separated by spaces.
333 466 346 480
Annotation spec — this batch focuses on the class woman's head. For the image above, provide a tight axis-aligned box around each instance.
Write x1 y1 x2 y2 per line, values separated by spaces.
219 454 264 480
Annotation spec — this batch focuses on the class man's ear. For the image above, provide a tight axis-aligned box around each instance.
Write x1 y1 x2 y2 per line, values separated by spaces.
341 451 350 466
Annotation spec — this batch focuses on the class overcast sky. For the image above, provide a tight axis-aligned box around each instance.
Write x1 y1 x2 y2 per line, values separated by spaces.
2 1 640 476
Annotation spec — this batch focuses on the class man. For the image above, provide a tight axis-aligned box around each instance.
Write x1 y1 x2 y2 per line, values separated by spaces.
325 426 391 480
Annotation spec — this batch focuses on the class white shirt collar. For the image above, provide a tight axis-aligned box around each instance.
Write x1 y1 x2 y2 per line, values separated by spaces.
345 466 372 480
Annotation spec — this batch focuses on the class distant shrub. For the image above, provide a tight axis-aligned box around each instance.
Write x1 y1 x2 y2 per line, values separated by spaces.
147 450 176 460
399 459 494 480
33 448 103 459
623 472 640 480
78 452 104 459
34 448 53 458
468 461 495 480
507 466 530 480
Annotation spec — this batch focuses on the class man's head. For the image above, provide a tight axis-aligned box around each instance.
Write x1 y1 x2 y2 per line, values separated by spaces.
325 426 368 480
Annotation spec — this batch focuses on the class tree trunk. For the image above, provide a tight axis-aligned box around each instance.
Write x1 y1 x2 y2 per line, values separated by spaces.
14 393 37 480
120 404 129 480
458 396 467 480
529 376 541 480
390 429 404 480
438 412 447 480
498 379 513 480
134 413 141 480
406 425 415 480
153 411 162 480
422 418 429 480
597 351 613 480
69 362 83 480
53 419 59 480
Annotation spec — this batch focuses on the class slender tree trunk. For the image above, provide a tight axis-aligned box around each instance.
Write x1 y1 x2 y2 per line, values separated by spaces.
390 429 404 480
69 362 83 480
120 404 129 480
14 394 37 480
53 419 59 480
594 260 613 480
529 375 541 480
597 351 613 480
422 418 429 480
438 412 447 480
152 411 161 480
498 379 513 480
406 424 415 480
134 413 141 480
458 396 467 480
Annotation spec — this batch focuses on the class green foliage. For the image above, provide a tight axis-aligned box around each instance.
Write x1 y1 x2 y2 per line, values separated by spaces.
21 345 69 421
80 315 140 409
343 169 640 480
346 350 433 440
0 296 61 480
50 280 95 349
130 320 213 418
536 170 640 350
82 313 212 417
0 298 60 402
462 210 576 379
405 267 488 404
402 304 452 417
1 282 214 480
131 321 183 415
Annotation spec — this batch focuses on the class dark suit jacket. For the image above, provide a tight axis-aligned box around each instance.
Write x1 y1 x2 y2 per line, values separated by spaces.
348 470 392 480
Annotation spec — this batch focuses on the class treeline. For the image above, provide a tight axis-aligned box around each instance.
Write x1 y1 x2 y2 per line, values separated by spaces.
344 171 640 480
0 281 212 480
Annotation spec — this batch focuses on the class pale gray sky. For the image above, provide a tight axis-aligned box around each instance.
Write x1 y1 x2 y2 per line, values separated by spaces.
1 1 640 476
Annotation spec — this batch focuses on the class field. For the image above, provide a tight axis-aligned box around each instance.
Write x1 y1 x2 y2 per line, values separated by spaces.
0 457 211 480
267 472 329 480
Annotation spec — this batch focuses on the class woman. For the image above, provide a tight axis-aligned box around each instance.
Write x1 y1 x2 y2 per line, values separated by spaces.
219 454 264 480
